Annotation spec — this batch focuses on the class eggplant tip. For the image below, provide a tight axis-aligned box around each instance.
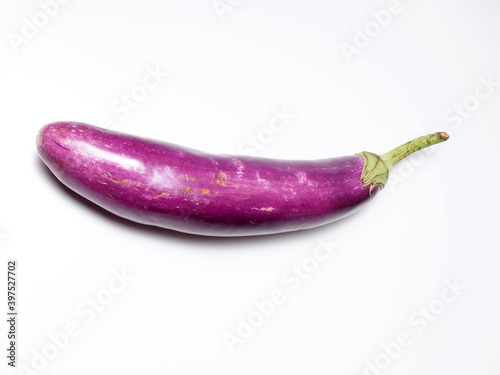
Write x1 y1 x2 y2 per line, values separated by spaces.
439 132 449 141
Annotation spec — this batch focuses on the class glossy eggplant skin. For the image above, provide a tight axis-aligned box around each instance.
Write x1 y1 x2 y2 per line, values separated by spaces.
37 122 378 236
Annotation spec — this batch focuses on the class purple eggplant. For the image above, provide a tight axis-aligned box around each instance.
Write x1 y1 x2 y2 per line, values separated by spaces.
36 122 448 236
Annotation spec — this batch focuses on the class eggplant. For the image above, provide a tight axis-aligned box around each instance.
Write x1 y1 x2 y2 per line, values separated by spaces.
36 122 448 236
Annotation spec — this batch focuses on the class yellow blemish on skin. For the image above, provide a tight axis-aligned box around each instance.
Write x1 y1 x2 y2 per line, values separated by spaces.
181 187 192 193
215 172 228 186
252 207 275 212
107 193 114 199
182 174 204 182
199 189 210 195
111 179 126 185
154 192 170 199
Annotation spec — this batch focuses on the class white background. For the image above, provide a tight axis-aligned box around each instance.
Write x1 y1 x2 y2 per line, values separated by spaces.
1 0 500 374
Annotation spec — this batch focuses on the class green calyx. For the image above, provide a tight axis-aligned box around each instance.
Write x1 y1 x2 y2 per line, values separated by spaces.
356 132 449 194
356 151 390 194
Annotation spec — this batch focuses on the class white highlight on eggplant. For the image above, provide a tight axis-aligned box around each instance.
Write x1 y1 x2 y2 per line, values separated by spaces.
149 167 177 190
231 158 245 178
295 171 307 184
255 171 268 185
75 141 145 171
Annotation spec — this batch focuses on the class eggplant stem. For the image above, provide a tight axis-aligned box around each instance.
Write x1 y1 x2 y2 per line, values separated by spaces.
356 132 449 194
381 132 449 170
